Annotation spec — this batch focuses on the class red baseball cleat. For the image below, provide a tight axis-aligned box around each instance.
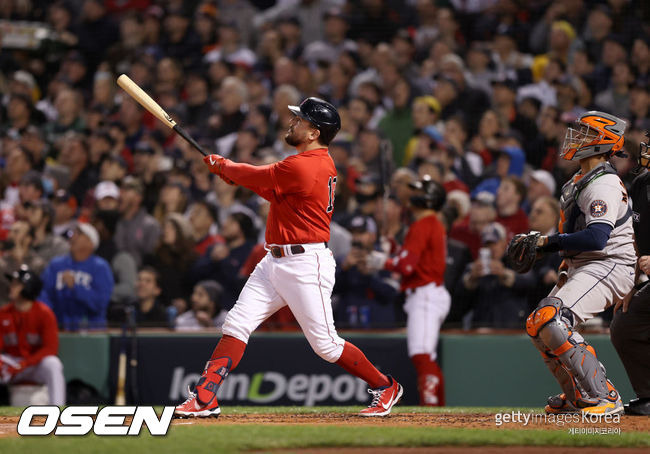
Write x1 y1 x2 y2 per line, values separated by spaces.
174 386 221 418
359 375 403 417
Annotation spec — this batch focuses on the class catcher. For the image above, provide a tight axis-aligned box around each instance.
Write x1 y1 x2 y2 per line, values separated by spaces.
507 111 635 415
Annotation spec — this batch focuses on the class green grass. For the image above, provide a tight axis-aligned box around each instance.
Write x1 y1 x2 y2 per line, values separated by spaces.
1 406 648 453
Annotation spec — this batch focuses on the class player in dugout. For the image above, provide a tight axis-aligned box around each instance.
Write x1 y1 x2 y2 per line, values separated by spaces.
0 265 65 405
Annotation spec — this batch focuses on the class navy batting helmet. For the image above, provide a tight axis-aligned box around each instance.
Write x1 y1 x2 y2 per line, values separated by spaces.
5 265 43 301
409 175 446 211
288 97 341 145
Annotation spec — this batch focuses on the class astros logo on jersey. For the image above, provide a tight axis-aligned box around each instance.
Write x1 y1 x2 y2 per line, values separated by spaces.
590 199 607 217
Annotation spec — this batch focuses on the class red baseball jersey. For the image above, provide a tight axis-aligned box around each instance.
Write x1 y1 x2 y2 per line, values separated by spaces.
0 301 59 368
385 214 447 290
221 148 337 244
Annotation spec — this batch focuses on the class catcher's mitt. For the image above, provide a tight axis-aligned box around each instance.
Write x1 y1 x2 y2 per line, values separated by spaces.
506 231 541 273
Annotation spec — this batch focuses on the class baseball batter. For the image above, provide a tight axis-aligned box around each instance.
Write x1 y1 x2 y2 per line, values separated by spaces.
521 111 635 415
175 98 402 418
368 176 449 406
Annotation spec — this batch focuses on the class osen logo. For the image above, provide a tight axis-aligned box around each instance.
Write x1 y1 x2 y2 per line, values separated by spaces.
17 406 174 436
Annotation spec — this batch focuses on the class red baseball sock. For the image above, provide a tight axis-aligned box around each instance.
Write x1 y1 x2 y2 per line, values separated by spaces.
411 354 445 406
210 335 247 370
335 341 390 389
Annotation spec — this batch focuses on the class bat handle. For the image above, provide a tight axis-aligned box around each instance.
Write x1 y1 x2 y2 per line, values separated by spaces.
173 124 207 157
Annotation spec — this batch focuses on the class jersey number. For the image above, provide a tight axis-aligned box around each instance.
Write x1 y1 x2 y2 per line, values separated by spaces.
326 176 337 213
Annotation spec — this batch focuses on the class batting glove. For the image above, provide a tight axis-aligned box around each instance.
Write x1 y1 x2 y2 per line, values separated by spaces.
366 251 388 271
203 154 235 185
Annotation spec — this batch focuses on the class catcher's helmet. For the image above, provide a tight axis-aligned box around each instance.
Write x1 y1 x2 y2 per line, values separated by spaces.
5 265 43 301
288 97 341 145
408 174 446 210
560 111 626 161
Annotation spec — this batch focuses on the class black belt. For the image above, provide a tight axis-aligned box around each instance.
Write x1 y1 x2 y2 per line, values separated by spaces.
270 245 305 258
269 242 328 258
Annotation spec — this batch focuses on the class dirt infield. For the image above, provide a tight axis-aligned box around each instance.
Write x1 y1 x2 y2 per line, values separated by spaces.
172 411 650 432
2 411 649 440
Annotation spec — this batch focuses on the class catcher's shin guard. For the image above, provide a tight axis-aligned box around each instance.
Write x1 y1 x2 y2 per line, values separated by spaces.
527 297 614 402
195 356 232 406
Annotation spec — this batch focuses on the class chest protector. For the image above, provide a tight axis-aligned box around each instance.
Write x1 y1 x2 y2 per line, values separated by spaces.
559 162 631 236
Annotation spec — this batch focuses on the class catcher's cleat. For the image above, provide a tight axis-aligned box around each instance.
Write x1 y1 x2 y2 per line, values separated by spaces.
359 375 403 417
580 398 624 416
581 380 624 416
174 386 221 419
545 393 578 414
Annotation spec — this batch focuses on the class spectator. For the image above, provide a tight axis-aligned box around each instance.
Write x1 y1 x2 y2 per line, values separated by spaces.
175 280 226 331
115 176 161 267
40 223 114 330
188 200 223 256
2 145 34 209
379 76 414 167
460 222 534 329
144 213 197 311
449 195 497 259
58 132 97 205
153 181 189 225
51 189 78 238
525 169 556 212
23 199 70 263
0 266 65 405
0 220 46 305
527 196 562 308
191 212 257 310
109 266 168 328
495 176 529 239
94 181 120 211
334 215 398 328
92 209 137 306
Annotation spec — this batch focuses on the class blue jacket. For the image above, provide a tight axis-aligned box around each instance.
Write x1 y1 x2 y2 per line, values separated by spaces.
40 254 114 330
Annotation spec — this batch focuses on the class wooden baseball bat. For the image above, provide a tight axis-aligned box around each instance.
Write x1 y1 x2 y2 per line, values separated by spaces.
117 74 207 156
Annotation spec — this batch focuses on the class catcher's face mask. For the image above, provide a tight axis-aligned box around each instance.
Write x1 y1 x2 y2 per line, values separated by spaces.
560 123 602 160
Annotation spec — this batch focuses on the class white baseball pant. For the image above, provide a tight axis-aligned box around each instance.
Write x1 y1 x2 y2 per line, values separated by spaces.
550 261 635 323
10 355 66 405
404 282 451 360
222 244 345 362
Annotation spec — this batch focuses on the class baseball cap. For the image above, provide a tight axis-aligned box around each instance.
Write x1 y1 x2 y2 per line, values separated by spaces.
348 215 377 234
481 222 506 245
76 222 100 251
121 176 144 195
12 70 36 90
95 181 120 201
54 189 78 211
530 169 556 195
415 96 441 114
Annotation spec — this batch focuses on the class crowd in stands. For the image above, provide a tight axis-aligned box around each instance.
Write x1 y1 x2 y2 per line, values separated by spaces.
0 0 648 331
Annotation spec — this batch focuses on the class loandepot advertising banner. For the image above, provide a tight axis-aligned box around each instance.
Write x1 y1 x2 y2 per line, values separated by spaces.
109 333 419 406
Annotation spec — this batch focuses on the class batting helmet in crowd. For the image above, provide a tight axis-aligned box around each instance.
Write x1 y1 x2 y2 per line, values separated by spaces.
288 97 341 145
560 111 626 161
408 175 446 210
5 265 43 301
